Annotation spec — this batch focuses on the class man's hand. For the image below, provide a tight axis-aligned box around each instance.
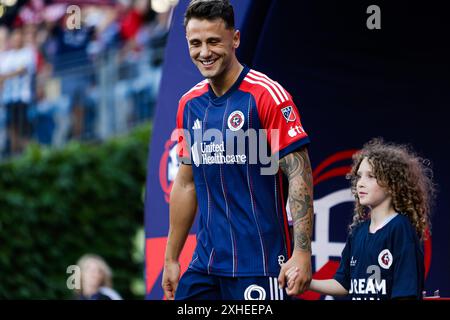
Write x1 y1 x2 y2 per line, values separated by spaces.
162 260 181 300
278 251 312 296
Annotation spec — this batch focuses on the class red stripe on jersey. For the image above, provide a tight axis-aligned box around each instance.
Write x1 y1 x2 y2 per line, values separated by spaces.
246 71 286 104
239 78 308 155
176 81 209 160
242 76 282 106
178 80 209 115
249 69 290 101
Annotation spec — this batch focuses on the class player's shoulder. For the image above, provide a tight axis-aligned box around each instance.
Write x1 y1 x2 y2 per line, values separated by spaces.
240 69 292 106
179 79 209 106
388 213 417 237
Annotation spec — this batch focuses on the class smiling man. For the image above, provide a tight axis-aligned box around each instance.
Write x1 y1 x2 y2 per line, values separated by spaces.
162 0 314 300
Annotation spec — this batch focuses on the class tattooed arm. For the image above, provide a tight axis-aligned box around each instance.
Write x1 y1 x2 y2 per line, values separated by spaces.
277 147 314 295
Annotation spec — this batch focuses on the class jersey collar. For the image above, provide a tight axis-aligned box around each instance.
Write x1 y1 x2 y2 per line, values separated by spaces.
207 65 250 104
369 213 399 234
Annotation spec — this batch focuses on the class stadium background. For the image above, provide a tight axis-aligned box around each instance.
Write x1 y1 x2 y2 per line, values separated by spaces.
0 0 173 299
144 0 450 300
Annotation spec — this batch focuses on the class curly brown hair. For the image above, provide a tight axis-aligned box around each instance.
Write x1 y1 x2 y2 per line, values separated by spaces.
348 138 435 239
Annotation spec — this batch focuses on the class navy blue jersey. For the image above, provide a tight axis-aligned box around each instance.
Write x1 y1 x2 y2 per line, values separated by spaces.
176 66 310 277
334 214 424 300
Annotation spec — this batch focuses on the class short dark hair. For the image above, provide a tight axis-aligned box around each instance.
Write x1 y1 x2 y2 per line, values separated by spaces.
184 0 235 30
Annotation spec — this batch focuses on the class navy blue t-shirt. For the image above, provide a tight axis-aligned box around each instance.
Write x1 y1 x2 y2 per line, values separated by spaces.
334 214 424 300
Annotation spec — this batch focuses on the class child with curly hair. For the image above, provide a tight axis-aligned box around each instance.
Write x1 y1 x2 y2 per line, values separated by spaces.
286 138 434 300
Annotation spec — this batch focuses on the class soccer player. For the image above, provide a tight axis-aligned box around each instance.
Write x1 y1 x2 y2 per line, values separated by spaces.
286 138 434 300
161 0 314 300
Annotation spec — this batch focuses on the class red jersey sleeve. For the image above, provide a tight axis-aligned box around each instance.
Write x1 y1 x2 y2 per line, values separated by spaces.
174 80 209 164
251 80 310 159
175 98 191 164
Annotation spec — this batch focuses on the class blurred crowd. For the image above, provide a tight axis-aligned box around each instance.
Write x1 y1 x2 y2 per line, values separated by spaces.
0 0 173 157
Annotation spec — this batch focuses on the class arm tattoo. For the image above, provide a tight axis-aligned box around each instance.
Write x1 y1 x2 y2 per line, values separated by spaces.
279 148 314 252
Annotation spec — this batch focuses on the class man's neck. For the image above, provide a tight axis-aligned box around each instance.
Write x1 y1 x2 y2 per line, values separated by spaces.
209 61 243 97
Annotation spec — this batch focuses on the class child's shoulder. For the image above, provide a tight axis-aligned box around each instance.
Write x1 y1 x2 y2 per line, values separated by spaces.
387 213 418 240
390 213 414 229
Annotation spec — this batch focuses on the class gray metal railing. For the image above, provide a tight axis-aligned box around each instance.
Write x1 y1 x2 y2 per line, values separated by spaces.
0 45 163 159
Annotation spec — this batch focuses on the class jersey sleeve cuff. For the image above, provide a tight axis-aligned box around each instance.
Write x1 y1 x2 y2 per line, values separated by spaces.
277 136 311 160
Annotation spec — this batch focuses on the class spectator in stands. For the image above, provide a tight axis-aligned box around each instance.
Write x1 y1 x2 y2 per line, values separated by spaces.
120 0 149 42
0 0 173 158
76 254 123 300
50 13 96 140
0 26 9 70
0 27 36 155
28 80 55 145
0 26 9 154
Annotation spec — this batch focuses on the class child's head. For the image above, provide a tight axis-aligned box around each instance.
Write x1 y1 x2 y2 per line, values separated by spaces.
348 138 434 239
354 156 393 209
